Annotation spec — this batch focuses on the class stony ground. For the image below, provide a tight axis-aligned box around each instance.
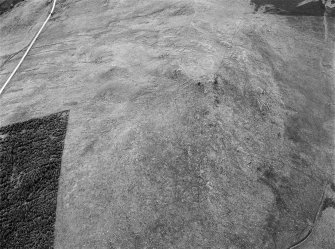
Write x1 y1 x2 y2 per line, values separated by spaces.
0 0 334 248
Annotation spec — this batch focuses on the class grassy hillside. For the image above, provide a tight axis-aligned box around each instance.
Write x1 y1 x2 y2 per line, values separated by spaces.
0 0 334 248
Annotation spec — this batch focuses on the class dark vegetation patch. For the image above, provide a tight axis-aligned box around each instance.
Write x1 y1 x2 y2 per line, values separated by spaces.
250 0 324 16
257 166 291 212
256 164 324 248
331 182 335 192
0 111 69 249
0 0 25 15
322 197 335 210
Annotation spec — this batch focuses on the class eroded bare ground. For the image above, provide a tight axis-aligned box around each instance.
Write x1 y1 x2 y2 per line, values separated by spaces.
0 0 334 248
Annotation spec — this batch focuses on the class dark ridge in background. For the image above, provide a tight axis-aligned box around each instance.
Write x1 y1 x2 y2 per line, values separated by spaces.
0 0 25 15
0 111 69 249
251 0 324 16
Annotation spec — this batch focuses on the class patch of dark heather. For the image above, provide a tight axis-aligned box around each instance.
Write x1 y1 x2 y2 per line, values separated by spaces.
0 0 26 15
250 0 324 16
0 111 69 249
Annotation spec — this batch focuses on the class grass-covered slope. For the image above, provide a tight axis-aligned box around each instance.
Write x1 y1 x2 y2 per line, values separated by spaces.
0 0 334 248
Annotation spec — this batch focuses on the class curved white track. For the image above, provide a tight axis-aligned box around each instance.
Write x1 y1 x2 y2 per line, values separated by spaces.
0 0 57 96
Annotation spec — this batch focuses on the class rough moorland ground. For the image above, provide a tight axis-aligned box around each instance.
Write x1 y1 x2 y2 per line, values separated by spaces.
0 0 334 248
